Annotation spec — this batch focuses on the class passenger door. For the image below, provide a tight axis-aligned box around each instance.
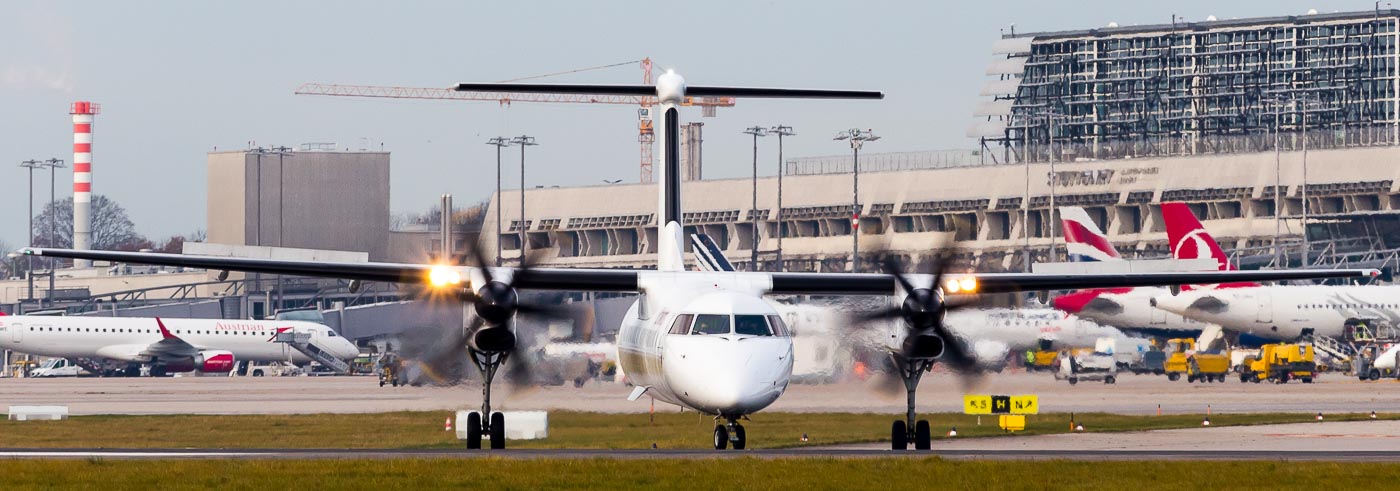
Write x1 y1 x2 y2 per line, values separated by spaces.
1255 291 1272 323
9 322 21 344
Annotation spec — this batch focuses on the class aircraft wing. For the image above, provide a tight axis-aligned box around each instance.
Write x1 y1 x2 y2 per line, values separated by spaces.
21 247 1374 295
20 248 641 292
140 318 201 359
763 270 1377 295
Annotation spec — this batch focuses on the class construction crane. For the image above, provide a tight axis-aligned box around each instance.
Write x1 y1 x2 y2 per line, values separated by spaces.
294 58 735 183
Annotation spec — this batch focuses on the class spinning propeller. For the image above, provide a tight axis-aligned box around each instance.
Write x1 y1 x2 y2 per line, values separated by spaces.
856 247 987 392
407 242 570 387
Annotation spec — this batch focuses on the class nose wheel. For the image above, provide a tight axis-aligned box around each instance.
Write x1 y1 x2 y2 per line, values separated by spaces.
465 349 509 450
713 417 747 450
890 356 934 450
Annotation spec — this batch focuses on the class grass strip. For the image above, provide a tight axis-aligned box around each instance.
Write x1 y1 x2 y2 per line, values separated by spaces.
0 411 1393 450
1 458 1398 490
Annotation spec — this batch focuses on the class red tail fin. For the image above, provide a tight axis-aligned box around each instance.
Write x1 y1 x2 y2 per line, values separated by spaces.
1161 202 1233 271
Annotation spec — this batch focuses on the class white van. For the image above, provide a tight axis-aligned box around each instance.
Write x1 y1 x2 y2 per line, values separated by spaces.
29 358 86 377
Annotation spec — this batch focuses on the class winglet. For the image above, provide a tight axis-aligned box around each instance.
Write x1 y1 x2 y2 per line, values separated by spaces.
627 386 650 402
155 317 178 340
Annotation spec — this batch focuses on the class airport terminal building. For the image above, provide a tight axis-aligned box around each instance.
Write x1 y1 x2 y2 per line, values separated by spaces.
483 10 1400 275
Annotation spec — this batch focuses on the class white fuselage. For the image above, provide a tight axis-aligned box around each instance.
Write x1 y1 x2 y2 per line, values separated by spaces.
614 273 794 416
1152 285 1400 340
0 316 358 365
945 308 1143 353
1058 287 1209 333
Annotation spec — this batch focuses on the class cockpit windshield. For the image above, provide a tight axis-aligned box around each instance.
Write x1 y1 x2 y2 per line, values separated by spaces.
691 314 731 335
734 315 772 336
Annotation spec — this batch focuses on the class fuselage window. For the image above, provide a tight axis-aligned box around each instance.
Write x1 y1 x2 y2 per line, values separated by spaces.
734 315 772 336
691 314 731 335
766 315 791 337
668 314 695 335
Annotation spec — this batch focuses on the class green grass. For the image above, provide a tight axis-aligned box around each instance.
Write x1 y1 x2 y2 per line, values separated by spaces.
1 459 1398 490
1 411 1394 450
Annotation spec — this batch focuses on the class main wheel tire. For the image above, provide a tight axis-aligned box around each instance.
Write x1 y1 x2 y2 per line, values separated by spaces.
466 412 482 449
1168 373 1180 382
1369 369 1382 381
914 420 931 450
714 425 729 450
1105 376 1116 385
891 420 908 450
1068 377 1077 385
489 412 506 449
733 424 747 450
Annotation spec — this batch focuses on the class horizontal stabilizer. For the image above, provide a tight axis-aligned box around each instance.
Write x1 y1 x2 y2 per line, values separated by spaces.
453 83 883 100
686 86 883 99
454 83 655 96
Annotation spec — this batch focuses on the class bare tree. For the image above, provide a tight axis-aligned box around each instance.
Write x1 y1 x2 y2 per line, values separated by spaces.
32 194 150 251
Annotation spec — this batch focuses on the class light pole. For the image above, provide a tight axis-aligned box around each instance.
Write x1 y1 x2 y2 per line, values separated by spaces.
834 128 880 272
510 135 538 266
770 125 795 271
742 126 768 270
43 158 65 307
20 159 41 303
486 137 511 267
1036 110 1066 263
1022 112 1032 272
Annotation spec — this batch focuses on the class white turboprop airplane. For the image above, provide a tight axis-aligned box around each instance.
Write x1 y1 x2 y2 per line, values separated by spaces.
1150 203 1397 341
21 72 1375 451
0 312 358 376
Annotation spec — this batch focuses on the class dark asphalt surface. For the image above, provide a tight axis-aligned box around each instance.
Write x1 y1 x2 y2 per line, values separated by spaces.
2 448 1397 461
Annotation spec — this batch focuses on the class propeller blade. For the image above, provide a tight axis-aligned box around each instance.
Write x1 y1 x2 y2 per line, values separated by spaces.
853 305 904 323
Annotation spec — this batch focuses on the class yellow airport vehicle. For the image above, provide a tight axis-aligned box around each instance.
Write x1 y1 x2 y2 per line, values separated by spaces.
1163 338 1229 383
1238 343 1316 384
1025 339 1058 372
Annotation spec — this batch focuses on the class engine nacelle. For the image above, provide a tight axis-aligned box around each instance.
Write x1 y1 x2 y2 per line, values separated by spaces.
195 350 236 373
470 326 516 353
902 330 946 360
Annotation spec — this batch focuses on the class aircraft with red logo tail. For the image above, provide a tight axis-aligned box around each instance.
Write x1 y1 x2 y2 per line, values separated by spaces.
1151 203 1396 341
1052 206 1212 336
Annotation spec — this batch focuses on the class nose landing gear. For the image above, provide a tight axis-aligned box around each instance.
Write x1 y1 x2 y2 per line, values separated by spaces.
891 356 934 450
464 349 509 450
713 416 747 450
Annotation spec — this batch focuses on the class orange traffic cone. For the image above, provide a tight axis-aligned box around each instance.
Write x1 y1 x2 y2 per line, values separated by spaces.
445 417 453 432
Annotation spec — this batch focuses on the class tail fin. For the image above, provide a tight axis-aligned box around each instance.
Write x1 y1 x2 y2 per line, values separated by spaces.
690 234 735 272
1059 207 1121 262
1161 202 1233 271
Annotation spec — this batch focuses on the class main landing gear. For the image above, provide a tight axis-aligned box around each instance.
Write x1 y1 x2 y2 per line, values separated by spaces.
891 356 933 450
464 349 508 450
713 416 747 450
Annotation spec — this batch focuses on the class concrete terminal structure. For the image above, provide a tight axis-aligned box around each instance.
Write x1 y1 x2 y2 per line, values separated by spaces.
483 145 1400 272
207 148 392 261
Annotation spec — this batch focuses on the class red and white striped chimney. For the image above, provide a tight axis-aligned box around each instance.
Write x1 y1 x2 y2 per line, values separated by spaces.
71 101 100 267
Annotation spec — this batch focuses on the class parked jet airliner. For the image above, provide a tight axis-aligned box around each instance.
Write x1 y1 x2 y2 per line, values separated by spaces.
0 312 358 376
1150 204 1396 341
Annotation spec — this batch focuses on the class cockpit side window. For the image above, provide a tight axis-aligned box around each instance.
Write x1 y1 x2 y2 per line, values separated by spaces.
691 314 730 335
668 314 694 335
765 315 790 337
734 315 772 336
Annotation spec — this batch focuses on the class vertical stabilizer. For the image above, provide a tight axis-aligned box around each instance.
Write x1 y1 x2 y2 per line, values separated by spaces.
1161 202 1232 271
1059 207 1121 262
655 72 687 271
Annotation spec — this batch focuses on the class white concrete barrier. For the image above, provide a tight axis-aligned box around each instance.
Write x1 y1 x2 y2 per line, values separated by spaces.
455 411 548 440
8 406 69 421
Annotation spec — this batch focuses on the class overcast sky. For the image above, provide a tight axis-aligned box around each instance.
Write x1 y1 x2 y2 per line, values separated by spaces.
0 0 1355 249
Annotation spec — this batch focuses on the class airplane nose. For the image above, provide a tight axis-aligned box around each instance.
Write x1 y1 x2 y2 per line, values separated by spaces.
667 337 791 414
